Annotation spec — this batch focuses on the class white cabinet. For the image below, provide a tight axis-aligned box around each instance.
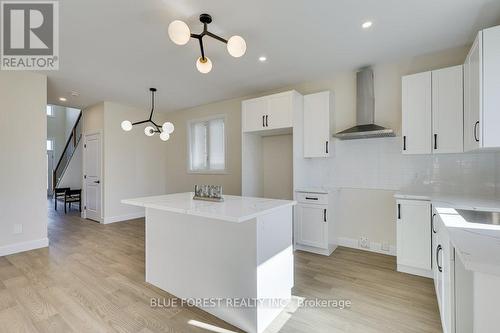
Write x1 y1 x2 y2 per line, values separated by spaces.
402 66 463 155
266 92 294 130
396 199 431 276
402 72 432 154
242 91 298 133
432 66 464 153
242 98 267 132
303 91 331 158
294 191 334 256
464 25 500 151
434 213 455 333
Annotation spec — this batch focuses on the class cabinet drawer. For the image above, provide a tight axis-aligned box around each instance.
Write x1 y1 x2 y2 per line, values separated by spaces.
296 192 328 205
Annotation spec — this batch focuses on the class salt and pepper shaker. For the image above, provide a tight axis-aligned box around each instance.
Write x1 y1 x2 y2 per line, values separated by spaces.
193 184 223 201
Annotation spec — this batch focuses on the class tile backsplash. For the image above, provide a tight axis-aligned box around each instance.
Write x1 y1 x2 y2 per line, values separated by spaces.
303 137 500 196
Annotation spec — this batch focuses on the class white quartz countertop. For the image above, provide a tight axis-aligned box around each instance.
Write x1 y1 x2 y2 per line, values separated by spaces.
122 192 296 223
394 191 500 212
395 190 500 275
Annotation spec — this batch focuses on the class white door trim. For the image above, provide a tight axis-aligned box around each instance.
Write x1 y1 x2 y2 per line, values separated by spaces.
82 130 103 222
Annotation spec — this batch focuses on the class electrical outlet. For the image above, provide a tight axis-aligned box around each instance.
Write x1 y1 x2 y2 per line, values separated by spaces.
381 241 390 252
13 224 22 234
359 236 369 249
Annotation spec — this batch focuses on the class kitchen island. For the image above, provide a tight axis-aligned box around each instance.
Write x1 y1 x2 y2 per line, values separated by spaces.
122 192 296 333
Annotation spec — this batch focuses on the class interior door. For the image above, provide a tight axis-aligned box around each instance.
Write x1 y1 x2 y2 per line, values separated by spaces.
402 72 432 154
296 204 327 249
84 133 102 222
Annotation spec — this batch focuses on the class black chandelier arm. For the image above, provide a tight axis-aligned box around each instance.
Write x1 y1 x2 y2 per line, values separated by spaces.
190 28 228 60
132 120 149 126
148 89 156 120
205 31 227 44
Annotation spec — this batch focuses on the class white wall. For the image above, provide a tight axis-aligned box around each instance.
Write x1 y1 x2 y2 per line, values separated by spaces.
262 134 293 200
102 102 168 223
163 44 500 255
0 72 48 255
59 142 83 190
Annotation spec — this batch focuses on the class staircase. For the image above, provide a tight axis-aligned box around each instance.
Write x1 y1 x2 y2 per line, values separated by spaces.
53 111 82 190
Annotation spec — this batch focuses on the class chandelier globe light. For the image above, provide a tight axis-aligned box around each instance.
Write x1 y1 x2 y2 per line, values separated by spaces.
121 88 175 141
168 13 246 73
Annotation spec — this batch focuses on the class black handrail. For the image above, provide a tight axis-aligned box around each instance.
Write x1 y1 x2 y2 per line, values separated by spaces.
53 111 82 190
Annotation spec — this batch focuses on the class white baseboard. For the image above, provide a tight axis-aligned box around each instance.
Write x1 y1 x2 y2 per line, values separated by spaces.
294 243 336 256
0 237 49 257
103 211 145 224
336 237 396 256
397 264 433 278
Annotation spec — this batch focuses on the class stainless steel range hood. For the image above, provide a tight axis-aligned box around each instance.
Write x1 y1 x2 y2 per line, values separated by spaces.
335 67 395 140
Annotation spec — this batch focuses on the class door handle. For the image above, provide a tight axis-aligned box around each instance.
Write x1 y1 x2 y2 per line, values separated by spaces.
403 136 406 151
265 115 268 127
262 115 265 127
474 121 479 142
94 180 100 184
305 197 318 201
325 141 329 154
323 209 327 222
434 134 437 150
432 213 437 234
397 203 401 219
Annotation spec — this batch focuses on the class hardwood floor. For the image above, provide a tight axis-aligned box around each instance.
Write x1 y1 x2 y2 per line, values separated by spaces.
0 203 442 333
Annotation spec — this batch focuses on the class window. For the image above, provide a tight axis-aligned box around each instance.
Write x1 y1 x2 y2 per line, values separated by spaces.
46 139 54 151
46 105 54 117
188 116 226 173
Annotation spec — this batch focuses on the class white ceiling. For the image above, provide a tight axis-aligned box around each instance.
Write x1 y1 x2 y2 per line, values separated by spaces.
45 0 500 112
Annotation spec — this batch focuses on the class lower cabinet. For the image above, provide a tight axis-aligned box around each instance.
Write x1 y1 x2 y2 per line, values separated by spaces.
294 191 335 256
396 199 432 276
397 202 476 332
433 207 474 333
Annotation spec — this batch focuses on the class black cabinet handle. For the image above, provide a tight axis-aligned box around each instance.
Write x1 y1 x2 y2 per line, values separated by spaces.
436 245 443 272
305 197 318 201
262 115 265 127
434 134 438 150
474 121 479 142
326 141 329 154
265 115 268 127
397 203 401 219
323 209 327 222
403 136 406 151
432 213 437 234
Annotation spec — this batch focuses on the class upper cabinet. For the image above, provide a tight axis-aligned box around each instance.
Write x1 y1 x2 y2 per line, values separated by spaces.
464 25 500 151
402 66 463 155
432 66 464 154
402 71 432 154
242 91 299 133
303 91 332 158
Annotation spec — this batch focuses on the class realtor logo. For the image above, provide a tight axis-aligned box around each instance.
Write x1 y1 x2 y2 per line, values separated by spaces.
1 1 59 70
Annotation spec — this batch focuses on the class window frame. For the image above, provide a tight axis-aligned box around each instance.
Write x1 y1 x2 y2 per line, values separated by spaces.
46 138 55 151
46 105 55 117
187 114 228 174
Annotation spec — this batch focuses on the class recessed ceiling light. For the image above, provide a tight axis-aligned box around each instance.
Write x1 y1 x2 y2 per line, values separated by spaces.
259 56 267 62
362 21 373 29
59 97 67 102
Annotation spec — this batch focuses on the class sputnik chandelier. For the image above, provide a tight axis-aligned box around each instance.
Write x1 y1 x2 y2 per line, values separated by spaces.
121 88 174 141
168 13 247 73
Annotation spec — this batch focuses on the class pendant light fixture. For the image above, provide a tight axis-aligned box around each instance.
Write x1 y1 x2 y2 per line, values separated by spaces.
121 88 174 141
168 13 246 74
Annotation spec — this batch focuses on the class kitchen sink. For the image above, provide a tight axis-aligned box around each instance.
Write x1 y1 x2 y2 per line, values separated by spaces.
456 209 500 226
